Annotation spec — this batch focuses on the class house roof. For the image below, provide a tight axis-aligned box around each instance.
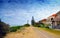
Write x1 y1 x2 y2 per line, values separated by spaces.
41 19 47 22
52 14 57 17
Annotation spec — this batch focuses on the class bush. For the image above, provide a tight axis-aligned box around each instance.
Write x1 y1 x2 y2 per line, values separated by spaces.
0 20 10 38
10 26 23 32
24 24 30 27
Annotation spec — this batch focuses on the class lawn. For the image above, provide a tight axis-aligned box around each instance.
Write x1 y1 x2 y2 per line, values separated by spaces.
39 27 60 35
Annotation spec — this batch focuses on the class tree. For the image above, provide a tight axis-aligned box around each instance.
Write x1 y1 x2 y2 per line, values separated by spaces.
0 19 9 38
31 16 35 26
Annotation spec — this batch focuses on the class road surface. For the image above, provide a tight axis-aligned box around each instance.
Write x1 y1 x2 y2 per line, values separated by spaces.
5 27 60 38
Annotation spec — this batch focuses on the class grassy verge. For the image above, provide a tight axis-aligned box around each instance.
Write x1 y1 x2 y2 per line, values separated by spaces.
39 27 60 35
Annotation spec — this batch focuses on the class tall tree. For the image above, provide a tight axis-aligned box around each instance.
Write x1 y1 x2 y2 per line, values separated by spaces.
31 16 35 25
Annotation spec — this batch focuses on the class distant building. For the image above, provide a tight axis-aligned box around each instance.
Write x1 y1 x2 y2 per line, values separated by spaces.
40 19 47 24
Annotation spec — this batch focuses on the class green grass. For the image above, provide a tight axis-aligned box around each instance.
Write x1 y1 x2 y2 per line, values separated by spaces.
39 27 60 35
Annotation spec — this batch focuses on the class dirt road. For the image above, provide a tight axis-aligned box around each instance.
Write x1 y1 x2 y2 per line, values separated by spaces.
5 27 60 38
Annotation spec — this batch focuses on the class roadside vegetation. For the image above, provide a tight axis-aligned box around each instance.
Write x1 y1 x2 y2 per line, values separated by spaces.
10 24 30 32
33 23 60 35
39 27 60 35
10 26 23 32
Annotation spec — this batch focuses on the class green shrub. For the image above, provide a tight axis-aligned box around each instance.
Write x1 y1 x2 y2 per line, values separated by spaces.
10 26 23 32
24 24 30 27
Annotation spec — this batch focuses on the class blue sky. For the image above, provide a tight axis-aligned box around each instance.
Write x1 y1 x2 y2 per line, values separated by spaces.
0 0 60 26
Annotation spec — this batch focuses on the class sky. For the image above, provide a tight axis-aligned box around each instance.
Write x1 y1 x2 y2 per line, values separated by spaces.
0 0 60 26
